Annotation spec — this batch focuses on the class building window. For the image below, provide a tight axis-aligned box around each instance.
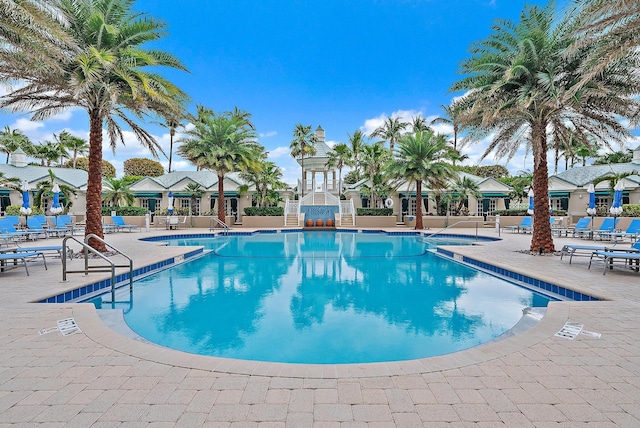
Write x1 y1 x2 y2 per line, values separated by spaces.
477 199 497 215
140 198 160 213
177 197 200 215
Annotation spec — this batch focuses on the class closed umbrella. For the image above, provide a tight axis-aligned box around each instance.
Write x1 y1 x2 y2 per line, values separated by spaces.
20 181 32 220
586 183 596 216
50 183 64 215
167 191 174 215
610 181 624 216
527 188 534 215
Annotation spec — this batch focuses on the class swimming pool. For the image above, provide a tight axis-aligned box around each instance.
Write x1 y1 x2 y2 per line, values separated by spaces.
101 231 553 364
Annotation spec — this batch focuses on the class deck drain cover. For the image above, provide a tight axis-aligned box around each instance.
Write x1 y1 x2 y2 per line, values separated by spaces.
57 318 82 336
555 322 583 339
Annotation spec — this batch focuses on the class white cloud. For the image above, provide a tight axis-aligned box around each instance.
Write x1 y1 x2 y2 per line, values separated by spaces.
259 131 277 138
48 110 74 122
325 140 337 148
14 118 44 132
361 109 424 136
267 146 291 159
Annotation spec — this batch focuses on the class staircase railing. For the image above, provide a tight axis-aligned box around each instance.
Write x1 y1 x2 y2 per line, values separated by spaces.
340 200 355 226
422 220 500 241
209 217 230 234
62 234 133 303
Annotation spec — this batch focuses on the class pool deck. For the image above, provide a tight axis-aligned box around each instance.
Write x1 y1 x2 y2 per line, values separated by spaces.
1 227 640 426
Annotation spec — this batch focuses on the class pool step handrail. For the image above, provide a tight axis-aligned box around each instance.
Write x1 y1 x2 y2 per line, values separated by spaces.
423 220 500 241
62 234 133 303
209 217 230 235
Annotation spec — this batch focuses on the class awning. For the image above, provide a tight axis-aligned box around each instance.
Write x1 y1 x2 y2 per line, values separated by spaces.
549 192 570 198
172 193 196 198
0 190 10 196
481 193 509 198
210 192 239 197
135 193 163 198
399 192 428 197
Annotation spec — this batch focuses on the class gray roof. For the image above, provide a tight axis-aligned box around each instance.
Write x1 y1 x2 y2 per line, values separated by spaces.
551 162 640 187
0 164 88 188
139 170 243 189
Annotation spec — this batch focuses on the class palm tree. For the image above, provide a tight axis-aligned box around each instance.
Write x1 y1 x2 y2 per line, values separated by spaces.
34 168 76 213
451 3 640 253
360 142 390 208
240 156 286 208
450 176 482 215
410 115 430 133
183 183 205 220
102 177 134 207
32 142 60 166
0 0 188 251
430 101 476 166
0 171 21 190
347 130 366 180
387 130 455 230
0 126 30 164
325 143 350 196
370 117 408 151
0 0 74 82
179 106 261 223
289 124 317 198
569 0 640 84
58 131 88 168
154 106 187 173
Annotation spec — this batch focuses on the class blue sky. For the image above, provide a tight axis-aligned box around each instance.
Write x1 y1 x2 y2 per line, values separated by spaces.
2 0 636 185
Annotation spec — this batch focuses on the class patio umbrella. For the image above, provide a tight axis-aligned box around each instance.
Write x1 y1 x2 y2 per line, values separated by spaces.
167 191 174 215
527 188 534 215
586 183 597 216
610 180 624 216
50 183 64 215
20 180 32 218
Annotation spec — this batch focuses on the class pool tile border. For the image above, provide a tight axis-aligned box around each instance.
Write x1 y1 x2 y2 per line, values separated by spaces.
436 248 599 302
37 247 205 304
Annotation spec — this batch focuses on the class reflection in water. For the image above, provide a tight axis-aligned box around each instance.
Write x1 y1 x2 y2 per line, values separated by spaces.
117 232 552 363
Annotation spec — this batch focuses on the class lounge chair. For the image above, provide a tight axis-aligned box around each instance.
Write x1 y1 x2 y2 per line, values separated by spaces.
1 244 68 259
598 219 640 242
589 242 640 275
502 216 532 233
569 217 592 238
593 217 620 241
560 243 617 264
111 215 141 232
0 219 35 240
53 215 84 235
0 251 47 276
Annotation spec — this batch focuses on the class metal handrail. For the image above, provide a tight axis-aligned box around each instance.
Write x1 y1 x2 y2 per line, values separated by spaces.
62 234 133 303
422 220 501 241
209 217 230 234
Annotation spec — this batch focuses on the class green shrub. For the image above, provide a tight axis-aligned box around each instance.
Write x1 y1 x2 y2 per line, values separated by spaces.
491 209 566 216
5 205 45 216
356 208 393 216
123 158 164 177
623 204 640 217
155 207 189 216
101 206 148 216
243 207 284 216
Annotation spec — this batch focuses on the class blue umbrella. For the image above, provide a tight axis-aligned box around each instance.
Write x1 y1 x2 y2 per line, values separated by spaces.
167 191 174 215
20 181 32 217
50 183 63 215
610 181 624 216
586 183 596 216
527 188 534 215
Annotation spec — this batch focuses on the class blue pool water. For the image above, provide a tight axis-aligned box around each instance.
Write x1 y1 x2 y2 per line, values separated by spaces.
105 231 553 364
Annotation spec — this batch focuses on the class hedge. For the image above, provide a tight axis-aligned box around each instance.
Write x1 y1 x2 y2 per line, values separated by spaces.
356 208 393 216
5 205 44 216
491 209 567 216
243 207 284 216
101 206 149 216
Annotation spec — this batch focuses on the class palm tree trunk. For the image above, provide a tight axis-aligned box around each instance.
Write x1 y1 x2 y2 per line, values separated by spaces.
86 109 106 252
73 150 78 168
531 122 555 254
415 180 423 230
168 131 174 173
217 174 225 224
300 155 304 198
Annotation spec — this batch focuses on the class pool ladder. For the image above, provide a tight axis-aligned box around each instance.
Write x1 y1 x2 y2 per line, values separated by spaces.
61 234 133 303
209 217 230 235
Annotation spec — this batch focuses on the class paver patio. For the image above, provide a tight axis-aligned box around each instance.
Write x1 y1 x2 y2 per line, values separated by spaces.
1 227 639 426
